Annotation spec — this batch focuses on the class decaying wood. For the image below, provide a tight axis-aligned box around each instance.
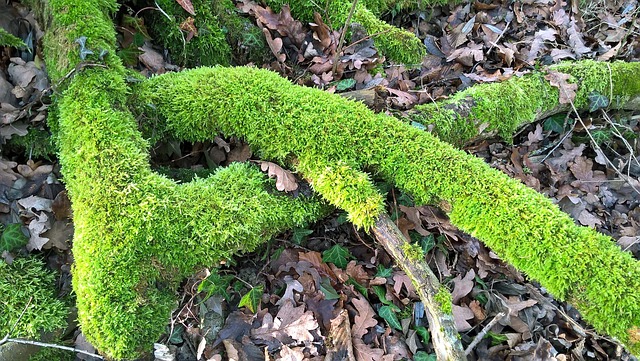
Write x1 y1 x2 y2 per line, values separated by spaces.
372 213 465 361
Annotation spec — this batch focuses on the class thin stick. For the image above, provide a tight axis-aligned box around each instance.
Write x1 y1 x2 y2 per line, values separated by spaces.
332 0 359 74
464 312 506 355
0 338 104 359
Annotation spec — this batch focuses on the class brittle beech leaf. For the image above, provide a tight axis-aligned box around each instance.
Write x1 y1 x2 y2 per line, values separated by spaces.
258 161 298 192
544 70 578 104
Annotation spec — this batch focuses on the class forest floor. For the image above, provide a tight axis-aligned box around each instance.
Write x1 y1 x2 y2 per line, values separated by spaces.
1 0 639 360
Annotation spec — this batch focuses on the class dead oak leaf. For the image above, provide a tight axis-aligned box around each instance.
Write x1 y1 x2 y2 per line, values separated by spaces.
545 70 578 104
353 339 385 361
258 161 298 192
451 269 475 304
351 295 377 339
251 300 318 344
452 304 474 331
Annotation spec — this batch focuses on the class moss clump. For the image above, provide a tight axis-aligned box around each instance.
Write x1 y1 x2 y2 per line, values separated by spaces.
411 60 640 146
434 286 452 315
0 27 27 48
137 66 640 356
0 257 68 339
263 0 427 65
5 127 57 160
400 241 424 262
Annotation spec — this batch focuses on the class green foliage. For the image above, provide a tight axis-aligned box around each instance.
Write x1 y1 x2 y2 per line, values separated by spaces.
413 351 437 361
412 61 640 145
238 285 263 313
0 27 27 48
0 257 68 339
415 325 431 345
375 264 393 278
434 286 452 315
320 278 341 300
197 269 234 300
322 244 353 268
0 223 29 252
378 305 402 330
291 227 314 244
588 91 609 112
5 127 58 160
485 331 508 346
28 344 76 361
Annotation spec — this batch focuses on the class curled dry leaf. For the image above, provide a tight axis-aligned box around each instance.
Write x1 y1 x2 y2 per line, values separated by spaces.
258 161 298 192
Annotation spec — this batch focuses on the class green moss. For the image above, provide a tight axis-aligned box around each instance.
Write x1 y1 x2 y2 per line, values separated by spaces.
5 127 57 160
0 27 27 48
0 257 68 339
434 285 452 315
412 60 640 146
263 0 426 65
147 0 231 66
401 241 424 262
136 66 640 356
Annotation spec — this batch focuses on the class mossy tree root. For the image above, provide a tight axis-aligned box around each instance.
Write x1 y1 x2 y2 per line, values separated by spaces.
135 65 640 357
410 60 640 146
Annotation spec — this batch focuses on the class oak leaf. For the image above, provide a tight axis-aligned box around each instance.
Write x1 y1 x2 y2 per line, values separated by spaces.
544 70 577 104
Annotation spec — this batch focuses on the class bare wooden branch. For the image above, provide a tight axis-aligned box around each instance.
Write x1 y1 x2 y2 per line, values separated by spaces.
372 213 465 361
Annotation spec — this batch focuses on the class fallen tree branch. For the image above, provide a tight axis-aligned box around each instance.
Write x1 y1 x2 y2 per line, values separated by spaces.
408 61 640 145
372 213 465 360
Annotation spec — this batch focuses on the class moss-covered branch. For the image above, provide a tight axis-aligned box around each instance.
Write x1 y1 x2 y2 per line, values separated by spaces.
263 0 430 65
135 65 640 357
409 61 640 146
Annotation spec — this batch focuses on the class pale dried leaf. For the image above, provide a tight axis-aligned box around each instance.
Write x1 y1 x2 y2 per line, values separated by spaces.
544 70 577 104
277 345 304 361
452 304 474 331
175 0 195 15
353 338 384 361
451 269 475 304
259 161 298 192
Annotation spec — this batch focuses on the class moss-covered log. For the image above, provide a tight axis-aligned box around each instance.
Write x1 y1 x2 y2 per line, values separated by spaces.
36 1 324 359
135 65 640 357
263 0 430 65
34 0 640 359
409 61 640 146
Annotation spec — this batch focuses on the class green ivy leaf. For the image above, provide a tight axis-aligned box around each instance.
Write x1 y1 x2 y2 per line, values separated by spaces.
322 244 352 269
543 115 566 133
415 326 431 345
335 78 356 91
418 234 435 253
320 278 340 300
238 285 263 313
291 227 313 245
378 305 402 330
588 91 609 112
346 277 367 297
197 270 234 300
413 351 437 361
375 264 393 278
0 223 29 252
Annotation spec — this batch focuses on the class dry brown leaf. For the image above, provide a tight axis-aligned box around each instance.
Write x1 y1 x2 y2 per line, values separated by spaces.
258 161 298 192
392 271 417 299
175 0 195 15
252 300 318 344
452 304 474 331
544 70 578 104
178 17 197 42
263 28 286 62
351 295 377 339
278 345 304 361
353 338 384 361
451 269 475 304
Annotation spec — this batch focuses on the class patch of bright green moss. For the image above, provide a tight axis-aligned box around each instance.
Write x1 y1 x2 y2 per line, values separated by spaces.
412 60 640 146
136 66 640 356
0 257 68 339
6 127 57 160
0 27 27 48
434 285 452 315
400 241 424 262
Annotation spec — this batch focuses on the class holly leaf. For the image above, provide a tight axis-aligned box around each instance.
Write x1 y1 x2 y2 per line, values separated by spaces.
239 285 263 313
0 223 29 252
175 0 195 15
588 91 609 112
322 244 352 269
258 161 298 192
544 70 577 105
378 305 402 330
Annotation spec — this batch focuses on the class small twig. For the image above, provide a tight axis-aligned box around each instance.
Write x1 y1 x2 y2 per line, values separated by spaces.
464 312 506 355
332 0 359 74
0 338 104 360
